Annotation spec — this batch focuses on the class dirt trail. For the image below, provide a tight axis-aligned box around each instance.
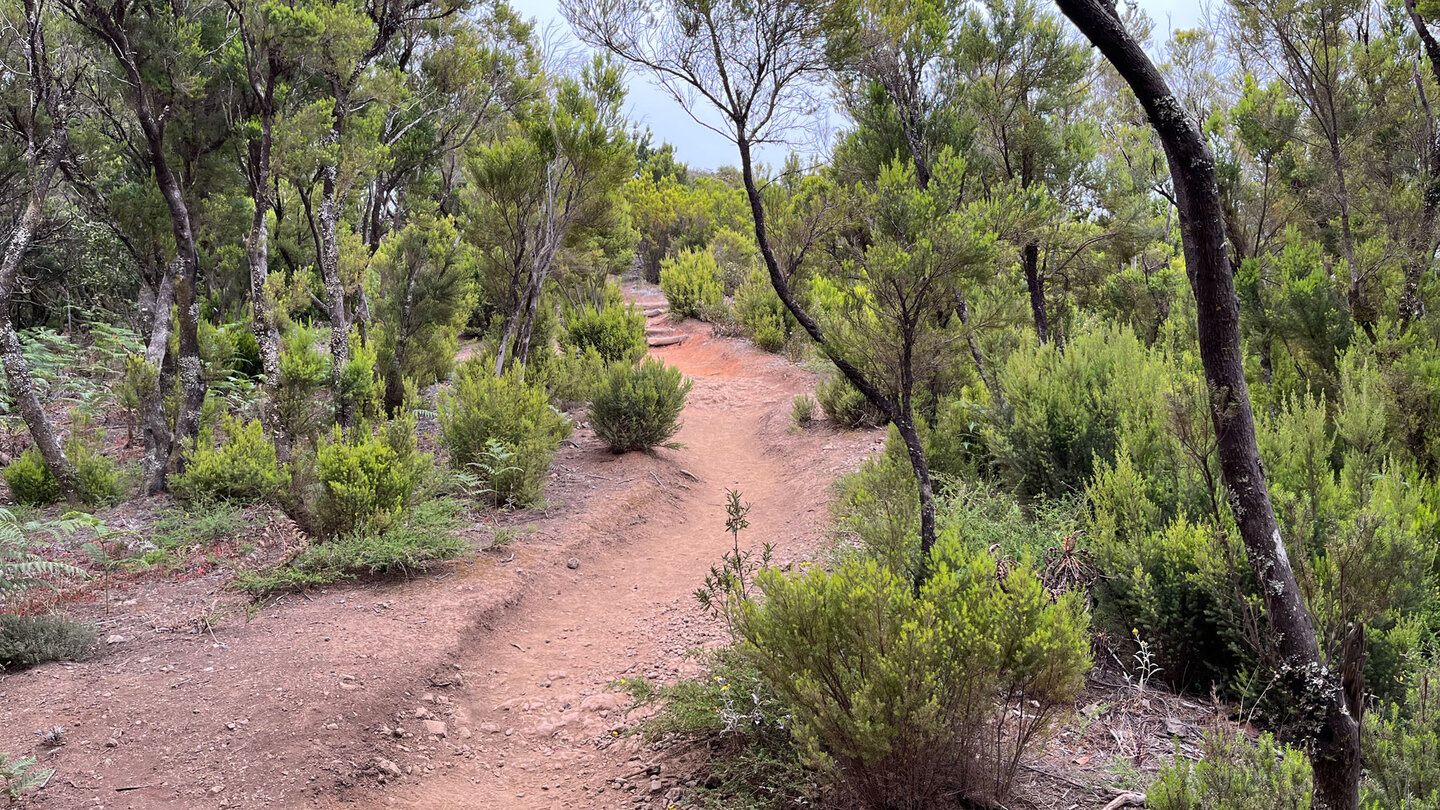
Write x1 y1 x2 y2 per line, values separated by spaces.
0 287 879 810
379 293 876 809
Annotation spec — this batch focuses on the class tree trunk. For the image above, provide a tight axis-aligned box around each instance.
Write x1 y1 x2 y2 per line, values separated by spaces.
1402 0 1440 331
0 18 80 502
243 94 285 450
735 132 937 572
1054 4 1361 808
956 290 1006 413
1023 241 1048 344
319 85 353 426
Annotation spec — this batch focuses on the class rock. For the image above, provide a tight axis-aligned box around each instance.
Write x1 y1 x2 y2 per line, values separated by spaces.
648 779 664 794
423 720 448 738
566 558 580 570
374 757 403 778
504 727 515 736
209 785 224 794
105 634 125 645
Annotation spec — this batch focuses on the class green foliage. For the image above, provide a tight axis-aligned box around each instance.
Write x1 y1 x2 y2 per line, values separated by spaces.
588 357 692 452
1362 669 1440 809
370 215 477 405
734 268 792 352
275 324 329 441
235 498 467 594
0 613 96 671
337 329 383 422
539 345 612 407
992 324 1169 501
1148 729 1312 810
437 359 572 507
314 414 431 538
561 301 647 364
816 374 885 428
790 393 816 426
660 248 724 319
0 752 54 804
173 414 289 503
0 509 86 604
733 543 1089 808
3 448 59 507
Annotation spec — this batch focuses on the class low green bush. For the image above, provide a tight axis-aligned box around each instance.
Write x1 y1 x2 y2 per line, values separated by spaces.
314 414 430 537
438 360 572 507
1147 729 1312 810
659 248 723 319
173 414 289 502
816 374 885 429
235 498 467 594
1362 668 1440 809
562 303 646 364
540 345 612 407
791 393 817 427
0 613 95 671
734 542 1089 808
588 357 692 453
3 449 59 507
3 418 120 507
734 268 792 352
275 324 329 440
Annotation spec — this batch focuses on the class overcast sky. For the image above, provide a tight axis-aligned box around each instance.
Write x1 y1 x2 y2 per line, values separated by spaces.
515 0 1213 170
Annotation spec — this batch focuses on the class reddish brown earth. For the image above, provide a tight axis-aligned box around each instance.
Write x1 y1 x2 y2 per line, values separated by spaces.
0 290 882 809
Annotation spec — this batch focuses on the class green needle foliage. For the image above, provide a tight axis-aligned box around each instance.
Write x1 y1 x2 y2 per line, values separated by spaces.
588 357 692 453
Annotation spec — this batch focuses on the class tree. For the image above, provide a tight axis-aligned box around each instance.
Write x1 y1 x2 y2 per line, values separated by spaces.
567 0 955 573
464 54 634 376
369 214 476 413
62 0 216 492
0 0 82 502
1054 2 1362 807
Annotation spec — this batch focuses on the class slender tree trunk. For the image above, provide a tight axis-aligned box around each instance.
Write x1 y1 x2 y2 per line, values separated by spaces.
956 290 1006 413
1054 4 1361 808
319 83 353 425
384 263 420 415
242 79 284 449
0 10 80 502
735 132 937 571
1402 0 1440 331
1022 241 1048 344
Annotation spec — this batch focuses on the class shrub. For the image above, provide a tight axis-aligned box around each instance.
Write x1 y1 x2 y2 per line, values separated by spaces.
438 360 572 507
338 329 383 421
540 345 612 407
314 415 430 537
173 414 288 502
562 303 647 364
734 268 792 352
734 542 1089 808
816 374 885 428
275 324 329 440
235 498 467 594
791 393 817 426
659 248 723 319
4 448 58 506
833 427 921 575
710 227 761 295
1362 668 1440 809
4 418 120 507
991 324 1169 501
589 357 693 453
0 613 95 671
1148 729 1312 810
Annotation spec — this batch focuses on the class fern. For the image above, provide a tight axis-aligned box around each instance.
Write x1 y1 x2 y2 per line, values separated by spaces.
0 509 88 603
0 752 53 802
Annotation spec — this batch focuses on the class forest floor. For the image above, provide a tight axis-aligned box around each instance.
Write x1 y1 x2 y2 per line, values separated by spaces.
0 284 885 809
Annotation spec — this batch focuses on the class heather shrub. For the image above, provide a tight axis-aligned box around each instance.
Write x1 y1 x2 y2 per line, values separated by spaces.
816 374 885 428
734 268 792 352
734 542 1089 808
791 393 817 426
337 329 383 421
275 324 329 441
173 414 288 502
659 248 723 319
562 302 646 363
1148 729 1312 810
4 448 59 507
0 613 95 671
991 324 1169 500
710 227 760 294
588 357 692 452
437 359 572 506
314 415 431 537
1363 668 1440 809
540 345 612 407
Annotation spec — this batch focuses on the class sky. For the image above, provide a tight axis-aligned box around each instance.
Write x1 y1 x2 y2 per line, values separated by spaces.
513 0 1212 171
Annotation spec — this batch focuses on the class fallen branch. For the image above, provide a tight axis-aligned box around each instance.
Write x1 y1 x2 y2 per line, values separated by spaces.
1101 792 1146 810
